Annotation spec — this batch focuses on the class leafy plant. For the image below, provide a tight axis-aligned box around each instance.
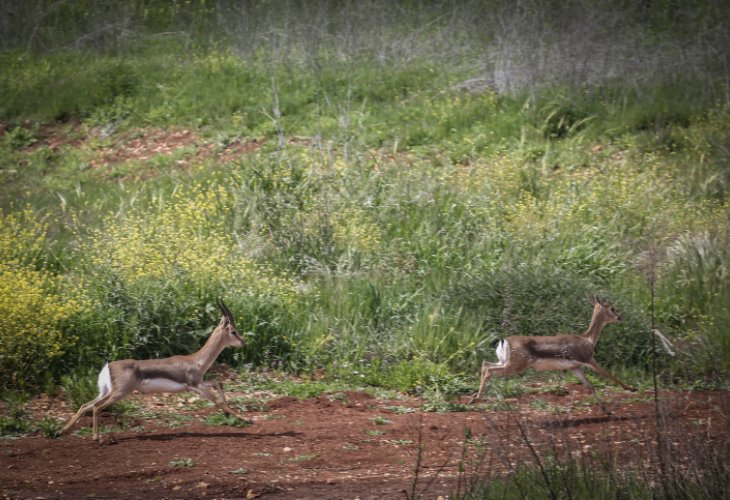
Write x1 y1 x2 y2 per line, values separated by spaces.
371 416 391 425
169 458 194 468
61 370 98 411
0 398 32 437
288 453 318 463
38 416 64 438
203 413 251 428
0 0 728 398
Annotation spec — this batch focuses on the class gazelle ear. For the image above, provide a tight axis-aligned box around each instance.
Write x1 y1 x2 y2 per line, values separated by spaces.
586 292 598 304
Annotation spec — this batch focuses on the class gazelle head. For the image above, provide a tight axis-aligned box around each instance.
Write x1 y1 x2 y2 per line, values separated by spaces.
590 294 621 323
216 298 246 348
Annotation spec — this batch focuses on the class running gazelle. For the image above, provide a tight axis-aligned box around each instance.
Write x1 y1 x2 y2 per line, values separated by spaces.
60 299 249 440
469 295 636 413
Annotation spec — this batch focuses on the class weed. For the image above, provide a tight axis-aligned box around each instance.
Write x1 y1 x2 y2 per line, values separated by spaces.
203 413 252 428
0 412 31 437
421 400 471 413
61 370 98 411
385 406 416 414
0 0 728 399
371 416 391 425
227 397 270 412
169 458 194 468
326 392 349 403
270 379 351 400
386 439 414 446
2 126 37 150
139 410 193 429
38 416 64 438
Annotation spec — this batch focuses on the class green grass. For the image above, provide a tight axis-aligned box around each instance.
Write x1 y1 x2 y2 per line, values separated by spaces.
169 458 194 468
287 453 318 463
0 399 32 437
203 412 252 428
0 0 728 399
459 444 730 500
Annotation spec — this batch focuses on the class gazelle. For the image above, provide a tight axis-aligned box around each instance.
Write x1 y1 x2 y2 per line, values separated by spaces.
60 299 249 440
468 296 636 413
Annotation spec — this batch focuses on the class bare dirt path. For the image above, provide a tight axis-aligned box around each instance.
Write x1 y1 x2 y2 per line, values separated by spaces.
1 387 727 499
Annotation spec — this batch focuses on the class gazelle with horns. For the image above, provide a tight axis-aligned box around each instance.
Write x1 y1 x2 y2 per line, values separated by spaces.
60 299 249 440
468 295 636 413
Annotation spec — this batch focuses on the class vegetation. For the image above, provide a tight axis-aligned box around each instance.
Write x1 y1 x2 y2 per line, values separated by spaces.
0 0 728 408
451 420 730 500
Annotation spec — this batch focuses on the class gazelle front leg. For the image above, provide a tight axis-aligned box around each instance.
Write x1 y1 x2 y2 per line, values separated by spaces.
190 384 251 423
202 380 232 408
572 368 611 415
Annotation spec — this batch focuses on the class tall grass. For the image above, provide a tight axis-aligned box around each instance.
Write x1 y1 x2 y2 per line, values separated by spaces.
453 397 730 499
0 0 728 393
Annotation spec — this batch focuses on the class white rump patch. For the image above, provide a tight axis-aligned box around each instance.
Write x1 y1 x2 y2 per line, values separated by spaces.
138 378 187 394
97 363 112 397
495 340 508 365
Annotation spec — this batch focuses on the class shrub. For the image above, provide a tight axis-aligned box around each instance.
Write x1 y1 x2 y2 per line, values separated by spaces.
0 210 88 391
79 180 304 362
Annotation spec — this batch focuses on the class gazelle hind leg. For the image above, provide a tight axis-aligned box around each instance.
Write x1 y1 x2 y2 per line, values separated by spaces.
59 394 106 436
60 363 115 437
468 361 490 404
469 339 521 404
90 390 130 441
468 360 515 404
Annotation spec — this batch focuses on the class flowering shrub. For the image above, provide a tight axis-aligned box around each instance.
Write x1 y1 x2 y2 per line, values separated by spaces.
86 182 300 304
0 210 87 390
70 180 307 361
333 207 381 256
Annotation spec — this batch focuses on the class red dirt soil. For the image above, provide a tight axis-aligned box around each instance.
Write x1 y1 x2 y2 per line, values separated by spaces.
1 387 727 499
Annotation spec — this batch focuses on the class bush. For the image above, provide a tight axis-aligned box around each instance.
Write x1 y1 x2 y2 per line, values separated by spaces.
0 210 88 391
75 180 305 363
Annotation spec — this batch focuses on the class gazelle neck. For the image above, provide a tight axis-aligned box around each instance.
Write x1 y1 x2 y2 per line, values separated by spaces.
582 304 608 344
191 326 228 372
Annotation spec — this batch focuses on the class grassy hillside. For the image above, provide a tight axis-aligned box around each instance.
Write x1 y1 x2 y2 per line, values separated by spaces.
0 0 729 396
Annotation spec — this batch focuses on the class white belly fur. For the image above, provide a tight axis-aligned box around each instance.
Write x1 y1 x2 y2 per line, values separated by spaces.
531 358 581 371
138 378 188 393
